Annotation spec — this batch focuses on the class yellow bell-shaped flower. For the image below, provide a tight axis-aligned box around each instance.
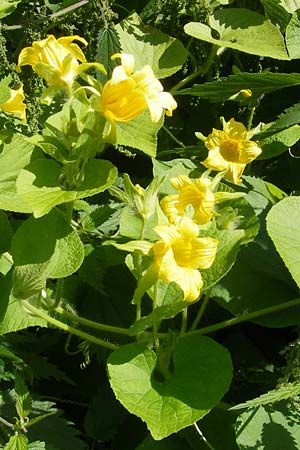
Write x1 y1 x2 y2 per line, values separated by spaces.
0 86 26 121
150 217 218 302
99 53 177 129
17 35 87 93
203 118 262 184
160 173 216 225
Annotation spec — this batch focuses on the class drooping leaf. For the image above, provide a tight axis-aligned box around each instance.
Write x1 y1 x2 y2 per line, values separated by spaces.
108 335 232 440
184 8 289 60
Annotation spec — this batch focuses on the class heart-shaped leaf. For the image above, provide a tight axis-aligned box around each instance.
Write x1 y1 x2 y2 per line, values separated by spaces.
107 335 232 440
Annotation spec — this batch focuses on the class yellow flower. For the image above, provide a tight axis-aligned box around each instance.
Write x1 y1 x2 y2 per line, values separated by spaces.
203 118 262 184
160 174 215 225
150 217 218 302
0 86 26 121
16 35 87 91
99 53 177 128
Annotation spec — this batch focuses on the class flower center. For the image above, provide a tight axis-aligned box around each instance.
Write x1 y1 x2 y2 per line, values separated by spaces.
220 139 241 162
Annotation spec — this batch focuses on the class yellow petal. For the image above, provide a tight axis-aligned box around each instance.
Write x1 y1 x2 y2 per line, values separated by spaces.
0 86 26 121
226 162 246 184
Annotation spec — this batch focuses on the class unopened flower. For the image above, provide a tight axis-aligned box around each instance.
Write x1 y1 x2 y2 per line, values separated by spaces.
150 217 218 302
99 53 177 130
160 173 215 225
202 118 262 184
0 86 26 121
17 35 87 93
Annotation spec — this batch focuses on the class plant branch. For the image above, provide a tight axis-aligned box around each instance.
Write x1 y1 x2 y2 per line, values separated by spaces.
187 298 300 337
55 306 129 335
23 301 118 350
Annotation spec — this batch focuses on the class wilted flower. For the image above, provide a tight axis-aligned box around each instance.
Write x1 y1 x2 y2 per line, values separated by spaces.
0 86 26 121
160 173 216 225
17 35 87 93
99 53 177 130
202 118 262 184
149 217 218 302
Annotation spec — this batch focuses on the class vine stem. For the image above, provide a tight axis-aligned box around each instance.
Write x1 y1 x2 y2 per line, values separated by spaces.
23 301 118 350
170 45 218 93
194 422 216 450
247 107 256 131
189 290 210 332
187 298 300 337
54 306 129 335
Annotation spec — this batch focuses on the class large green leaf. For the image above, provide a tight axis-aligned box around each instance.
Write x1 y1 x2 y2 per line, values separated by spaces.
108 335 232 440
177 72 300 102
286 10 300 58
0 134 37 213
184 8 289 60
235 402 300 449
115 110 163 157
0 211 13 254
261 0 292 30
17 158 117 218
115 12 187 78
266 196 300 287
12 208 85 281
258 124 300 159
4 434 28 450
0 0 22 19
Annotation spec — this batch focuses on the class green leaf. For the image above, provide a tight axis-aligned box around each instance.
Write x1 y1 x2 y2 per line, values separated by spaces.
27 400 86 450
258 125 300 159
211 247 300 328
231 383 300 410
12 208 85 282
0 211 13 254
96 27 121 84
0 134 37 213
261 0 292 30
0 0 22 19
27 442 46 450
235 403 300 449
116 12 187 78
177 72 300 102
4 434 28 450
266 197 300 287
108 335 232 440
280 0 300 13
286 10 300 58
115 110 163 157
0 76 12 104
0 272 47 335
264 103 300 134
14 372 31 419
17 158 117 218
184 9 289 60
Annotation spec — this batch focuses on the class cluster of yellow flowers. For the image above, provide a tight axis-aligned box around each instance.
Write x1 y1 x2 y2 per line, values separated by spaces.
8 34 262 303
15 35 177 132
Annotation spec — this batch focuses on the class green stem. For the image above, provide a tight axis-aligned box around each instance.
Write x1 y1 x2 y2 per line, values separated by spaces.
181 308 188 335
162 126 185 148
55 306 129 335
187 298 300 337
0 417 14 430
194 422 216 450
247 107 256 131
190 291 210 332
170 45 218 93
23 301 118 350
